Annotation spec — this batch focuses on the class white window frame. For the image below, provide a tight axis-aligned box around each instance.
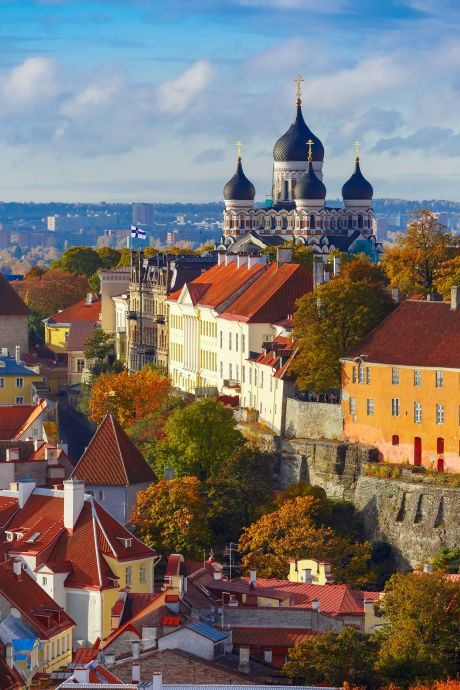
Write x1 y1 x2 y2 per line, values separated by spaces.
391 398 400 417
16 377 24 389
435 370 444 388
414 401 422 424
366 399 374 416
436 403 444 425
391 368 399 385
414 369 422 386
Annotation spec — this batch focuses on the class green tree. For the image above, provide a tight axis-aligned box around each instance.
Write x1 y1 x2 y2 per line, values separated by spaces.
96 247 121 268
238 496 372 587
376 572 460 686
83 329 116 375
52 246 103 277
207 447 274 543
154 398 244 480
284 626 378 687
292 274 394 390
382 209 459 295
131 476 211 558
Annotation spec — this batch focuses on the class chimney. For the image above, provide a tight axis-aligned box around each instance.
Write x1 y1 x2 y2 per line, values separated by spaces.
5 643 13 669
86 293 93 305
12 559 22 578
132 662 140 684
152 671 163 690
132 640 141 660
247 254 264 269
63 480 85 531
58 442 69 455
301 568 312 584
277 247 292 266
213 572 222 580
236 253 248 269
224 254 237 266
45 447 58 463
391 287 400 303
18 479 35 508
311 599 320 612
217 252 226 267
5 448 19 463
105 653 115 667
15 346 20 365
33 438 41 452
249 570 257 587
74 667 90 684
451 285 459 311
238 646 250 674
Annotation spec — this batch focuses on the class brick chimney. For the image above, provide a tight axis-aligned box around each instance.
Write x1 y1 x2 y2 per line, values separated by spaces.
18 479 35 508
63 480 85 531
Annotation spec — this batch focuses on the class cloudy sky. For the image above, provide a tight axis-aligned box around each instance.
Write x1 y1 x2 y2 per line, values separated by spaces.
0 0 459 202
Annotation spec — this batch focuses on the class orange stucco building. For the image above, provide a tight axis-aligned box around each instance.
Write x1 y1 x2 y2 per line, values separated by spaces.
341 288 460 473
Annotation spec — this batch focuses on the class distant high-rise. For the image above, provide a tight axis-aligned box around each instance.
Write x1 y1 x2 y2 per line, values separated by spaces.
132 202 155 227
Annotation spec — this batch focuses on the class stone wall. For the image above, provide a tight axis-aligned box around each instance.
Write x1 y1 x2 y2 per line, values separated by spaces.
278 437 460 568
284 399 343 440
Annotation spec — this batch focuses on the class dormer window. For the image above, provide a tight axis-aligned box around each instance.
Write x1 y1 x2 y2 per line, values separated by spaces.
116 536 132 548
5 532 13 542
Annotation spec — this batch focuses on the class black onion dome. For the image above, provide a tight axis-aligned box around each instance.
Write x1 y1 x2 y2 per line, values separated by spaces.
223 158 256 201
295 161 326 200
273 103 324 162
342 159 373 200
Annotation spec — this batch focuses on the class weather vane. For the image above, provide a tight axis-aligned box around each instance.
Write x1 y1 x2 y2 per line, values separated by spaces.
236 139 242 159
307 138 314 162
354 139 361 160
295 74 304 102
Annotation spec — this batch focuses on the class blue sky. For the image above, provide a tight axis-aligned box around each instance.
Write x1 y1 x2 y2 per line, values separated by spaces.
0 0 459 202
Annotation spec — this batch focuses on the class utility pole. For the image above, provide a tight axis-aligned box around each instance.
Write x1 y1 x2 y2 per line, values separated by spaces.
225 542 238 580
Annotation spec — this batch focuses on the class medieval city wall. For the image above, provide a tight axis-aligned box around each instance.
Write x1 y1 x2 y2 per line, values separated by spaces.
284 399 343 440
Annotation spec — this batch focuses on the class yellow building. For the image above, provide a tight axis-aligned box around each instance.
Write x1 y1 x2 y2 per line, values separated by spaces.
288 558 335 585
0 353 44 405
342 290 460 472
43 294 101 353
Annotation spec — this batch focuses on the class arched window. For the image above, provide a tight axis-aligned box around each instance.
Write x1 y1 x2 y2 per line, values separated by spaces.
239 214 244 228
358 214 363 229
284 180 289 200
282 216 288 230
271 216 276 230
348 214 353 229
331 217 335 229
310 214 316 229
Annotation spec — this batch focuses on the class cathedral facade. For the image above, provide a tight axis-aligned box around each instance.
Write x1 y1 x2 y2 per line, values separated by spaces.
219 80 382 259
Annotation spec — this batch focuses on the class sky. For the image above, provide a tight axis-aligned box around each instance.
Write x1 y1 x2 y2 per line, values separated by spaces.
0 0 460 202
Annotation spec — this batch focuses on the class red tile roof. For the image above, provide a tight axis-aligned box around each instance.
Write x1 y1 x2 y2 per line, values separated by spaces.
344 299 460 368
165 553 184 577
47 297 101 325
0 652 23 690
232 627 317 647
0 401 47 441
168 262 267 309
0 559 74 639
71 413 155 486
0 274 29 316
0 489 156 590
254 334 297 380
219 263 312 323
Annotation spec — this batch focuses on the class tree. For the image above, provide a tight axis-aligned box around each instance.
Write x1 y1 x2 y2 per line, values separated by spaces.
382 209 459 295
284 626 378 687
207 447 274 543
376 572 460 686
131 476 211 558
83 329 118 376
292 274 394 390
52 246 103 277
17 269 90 318
88 369 171 427
96 247 121 269
154 398 244 480
238 496 372 587
433 255 460 299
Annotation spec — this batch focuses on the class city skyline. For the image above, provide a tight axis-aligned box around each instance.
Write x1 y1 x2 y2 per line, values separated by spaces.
0 0 460 202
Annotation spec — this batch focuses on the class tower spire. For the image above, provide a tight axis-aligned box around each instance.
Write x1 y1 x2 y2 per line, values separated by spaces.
354 139 361 161
236 139 242 161
295 74 304 105
307 139 314 162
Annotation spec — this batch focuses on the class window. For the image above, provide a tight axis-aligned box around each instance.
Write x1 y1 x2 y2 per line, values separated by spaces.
228 333 232 351
391 398 400 416
228 364 232 380
76 358 85 373
436 403 444 425
414 369 422 386
0 378 4 389
16 377 24 388
358 362 365 384
392 435 399 446
236 364 239 381
391 368 399 385
220 331 223 348
414 401 422 424
125 567 132 585
349 397 357 414
15 397 24 404
366 367 371 384
235 333 239 352
352 367 357 383
242 366 245 383
139 565 146 584
366 399 374 416
42 576 47 585
260 371 264 388
435 370 444 388
249 368 252 385
98 490 104 500
242 334 246 354
219 361 223 378
254 370 257 386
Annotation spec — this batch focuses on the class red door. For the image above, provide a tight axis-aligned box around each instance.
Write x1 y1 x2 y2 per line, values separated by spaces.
414 437 422 466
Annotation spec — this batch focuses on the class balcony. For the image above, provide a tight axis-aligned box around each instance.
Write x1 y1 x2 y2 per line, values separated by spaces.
156 315 165 324
127 311 138 320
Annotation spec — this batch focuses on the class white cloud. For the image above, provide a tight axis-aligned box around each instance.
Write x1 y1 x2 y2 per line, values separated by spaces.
2 57 57 106
155 60 214 114
60 79 121 120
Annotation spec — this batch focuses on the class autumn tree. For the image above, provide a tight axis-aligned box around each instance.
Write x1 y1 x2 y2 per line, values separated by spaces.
18 268 90 318
52 246 103 277
284 626 379 687
382 209 459 295
207 447 274 542
433 255 460 299
88 368 171 427
131 476 211 558
238 496 372 587
154 398 244 480
292 271 394 390
376 572 460 686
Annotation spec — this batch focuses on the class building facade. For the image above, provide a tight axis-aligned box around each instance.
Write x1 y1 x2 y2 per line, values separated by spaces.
0 274 29 357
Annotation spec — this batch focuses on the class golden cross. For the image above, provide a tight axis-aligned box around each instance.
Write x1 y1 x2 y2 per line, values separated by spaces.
307 139 314 162
236 139 242 159
295 74 304 101
354 139 361 159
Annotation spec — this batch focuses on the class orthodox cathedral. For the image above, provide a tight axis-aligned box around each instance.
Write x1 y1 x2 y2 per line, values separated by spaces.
218 76 382 259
